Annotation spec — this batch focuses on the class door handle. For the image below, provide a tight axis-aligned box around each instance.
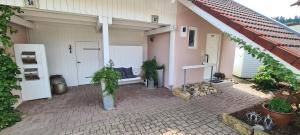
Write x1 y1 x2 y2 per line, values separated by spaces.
77 61 81 64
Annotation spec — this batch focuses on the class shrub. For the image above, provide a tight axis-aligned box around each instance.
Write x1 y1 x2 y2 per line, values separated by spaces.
91 62 121 97
226 33 300 92
0 5 22 131
268 98 293 113
0 48 21 130
142 58 158 83
253 66 278 90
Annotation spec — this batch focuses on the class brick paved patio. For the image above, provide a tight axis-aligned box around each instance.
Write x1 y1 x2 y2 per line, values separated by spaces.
0 83 267 135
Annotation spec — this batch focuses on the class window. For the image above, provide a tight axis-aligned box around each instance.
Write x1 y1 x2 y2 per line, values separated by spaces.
188 27 198 49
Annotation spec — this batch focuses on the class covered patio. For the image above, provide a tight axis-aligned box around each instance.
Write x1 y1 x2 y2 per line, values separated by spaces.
1 83 268 135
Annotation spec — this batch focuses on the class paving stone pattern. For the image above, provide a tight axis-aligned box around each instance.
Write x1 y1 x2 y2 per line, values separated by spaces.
0 84 265 135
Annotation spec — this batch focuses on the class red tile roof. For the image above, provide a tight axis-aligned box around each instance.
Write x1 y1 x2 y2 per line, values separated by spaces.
192 0 300 70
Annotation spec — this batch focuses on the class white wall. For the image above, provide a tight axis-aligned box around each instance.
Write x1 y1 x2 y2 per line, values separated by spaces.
28 22 146 86
233 47 262 78
1 0 177 25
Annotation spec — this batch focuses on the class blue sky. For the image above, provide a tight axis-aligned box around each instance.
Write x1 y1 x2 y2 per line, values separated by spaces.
234 0 300 18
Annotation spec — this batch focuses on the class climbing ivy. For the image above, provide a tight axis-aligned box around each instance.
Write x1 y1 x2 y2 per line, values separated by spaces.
0 5 22 131
226 33 300 91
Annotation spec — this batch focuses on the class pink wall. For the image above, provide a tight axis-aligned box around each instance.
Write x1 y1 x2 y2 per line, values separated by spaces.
6 23 28 55
148 33 170 87
147 3 237 88
219 35 236 78
11 23 28 44
174 3 222 87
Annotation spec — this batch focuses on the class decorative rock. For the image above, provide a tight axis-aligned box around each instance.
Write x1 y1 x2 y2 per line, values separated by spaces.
222 113 270 135
172 88 191 101
254 129 270 135
223 113 253 135
174 82 219 100
253 124 264 131
282 91 290 96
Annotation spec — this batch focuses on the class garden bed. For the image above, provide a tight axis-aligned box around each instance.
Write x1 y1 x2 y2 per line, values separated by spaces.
224 104 300 135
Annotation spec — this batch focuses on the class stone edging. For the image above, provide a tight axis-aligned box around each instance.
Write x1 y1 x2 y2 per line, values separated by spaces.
222 113 270 135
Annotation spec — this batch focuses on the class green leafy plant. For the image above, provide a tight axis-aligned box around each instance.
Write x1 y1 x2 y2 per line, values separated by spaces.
254 66 278 90
142 57 158 83
268 98 293 113
0 5 22 131
0 5 22 48
91 62 121 98
226 33 300 92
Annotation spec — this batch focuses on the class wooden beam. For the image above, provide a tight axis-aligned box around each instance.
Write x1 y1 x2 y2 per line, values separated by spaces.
113 19 161 29
145 26 176 36
24 16 96 26
11 15 35 29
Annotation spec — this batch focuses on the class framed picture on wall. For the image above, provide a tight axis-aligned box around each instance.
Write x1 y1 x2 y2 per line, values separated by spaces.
24 0 39 8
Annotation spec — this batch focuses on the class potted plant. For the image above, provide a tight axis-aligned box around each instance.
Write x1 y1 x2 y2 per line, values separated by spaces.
261 98 294 127
92 62 121 110
142 58 158 89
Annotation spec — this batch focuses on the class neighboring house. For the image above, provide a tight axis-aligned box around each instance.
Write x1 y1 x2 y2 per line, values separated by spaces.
289 23 300 32
233 22 300 79
2 0 300 104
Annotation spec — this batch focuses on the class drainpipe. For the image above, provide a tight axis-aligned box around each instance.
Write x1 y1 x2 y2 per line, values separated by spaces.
168 26 176 90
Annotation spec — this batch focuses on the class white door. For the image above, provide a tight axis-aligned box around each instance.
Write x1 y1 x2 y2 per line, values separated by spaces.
75 42 100 85
204 34 221 79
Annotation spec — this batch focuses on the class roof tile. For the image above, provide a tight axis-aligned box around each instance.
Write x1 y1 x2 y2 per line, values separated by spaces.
192 0 300 70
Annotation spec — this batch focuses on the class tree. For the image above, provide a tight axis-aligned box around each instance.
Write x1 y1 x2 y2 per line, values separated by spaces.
273 16 300 25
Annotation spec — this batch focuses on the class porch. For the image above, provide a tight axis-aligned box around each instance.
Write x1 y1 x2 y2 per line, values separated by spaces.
1 83 268 135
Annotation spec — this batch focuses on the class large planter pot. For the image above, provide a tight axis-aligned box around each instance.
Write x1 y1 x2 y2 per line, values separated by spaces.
261 103 293 127
157 69 164 88
147 79 155 89
101 80 115 110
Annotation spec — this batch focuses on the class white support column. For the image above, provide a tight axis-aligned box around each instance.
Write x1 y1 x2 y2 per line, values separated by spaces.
100 16 111 66
168 27 176 89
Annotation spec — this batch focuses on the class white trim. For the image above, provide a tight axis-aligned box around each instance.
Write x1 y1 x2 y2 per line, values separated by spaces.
168 29 176 87
11 15 35 29
178 0 300 74
188 26 198 49
145 26 176 36
101 16 110 66
113 19 161 29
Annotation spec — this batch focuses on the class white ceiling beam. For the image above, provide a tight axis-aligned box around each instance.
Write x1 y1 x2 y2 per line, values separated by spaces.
22 16 96 26
145 26 176 36
11 15 35 29
113 19 161 29
111 25 152 31
20 9 97 23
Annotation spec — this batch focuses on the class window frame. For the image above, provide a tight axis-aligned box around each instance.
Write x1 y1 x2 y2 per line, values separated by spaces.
188 27 198 49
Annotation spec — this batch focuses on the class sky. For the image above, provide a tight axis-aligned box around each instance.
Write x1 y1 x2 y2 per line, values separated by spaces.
234 0 300 18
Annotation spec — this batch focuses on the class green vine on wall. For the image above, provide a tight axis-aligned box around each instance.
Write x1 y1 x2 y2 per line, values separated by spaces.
225 33 300 91
0 5 22 48
0 5 22 131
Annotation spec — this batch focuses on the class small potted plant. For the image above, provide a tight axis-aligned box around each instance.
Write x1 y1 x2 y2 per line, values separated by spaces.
142 58 158 89
261 98 294 127
92 61 121 110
